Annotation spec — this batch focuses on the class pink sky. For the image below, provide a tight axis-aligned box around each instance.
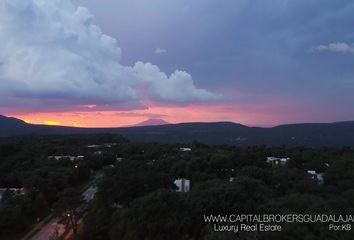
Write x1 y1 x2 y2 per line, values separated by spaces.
8 99 331 128
2 1 354 127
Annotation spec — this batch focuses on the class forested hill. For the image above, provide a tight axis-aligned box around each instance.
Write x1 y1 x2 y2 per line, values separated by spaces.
1 115 354 147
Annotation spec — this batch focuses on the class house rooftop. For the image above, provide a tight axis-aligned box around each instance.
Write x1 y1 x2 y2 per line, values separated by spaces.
0 188 26 201
267 157 290 163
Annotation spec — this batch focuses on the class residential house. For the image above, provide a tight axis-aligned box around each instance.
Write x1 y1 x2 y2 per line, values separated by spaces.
48 156 70 160
307 170 324 184
104 143 116 148
87 145 99 148
180 148 191 152
48 156 84 161
0 189 5 202
0 188 26 202
267 157 290 167
174 178 190 192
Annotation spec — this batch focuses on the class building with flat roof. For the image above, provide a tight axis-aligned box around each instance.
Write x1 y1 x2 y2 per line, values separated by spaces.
307 170 324 184
174 178 190 192
48 156 84 161
267 157 290 167
0 188 26 202
180 148 191 152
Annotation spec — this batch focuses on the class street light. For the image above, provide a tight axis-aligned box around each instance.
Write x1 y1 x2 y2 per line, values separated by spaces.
67 214 70 217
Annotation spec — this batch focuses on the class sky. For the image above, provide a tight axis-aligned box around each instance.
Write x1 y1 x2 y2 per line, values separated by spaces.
0 0 353 127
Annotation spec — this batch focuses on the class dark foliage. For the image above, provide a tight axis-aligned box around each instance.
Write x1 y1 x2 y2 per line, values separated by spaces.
1 132 354 239
0 133 129 238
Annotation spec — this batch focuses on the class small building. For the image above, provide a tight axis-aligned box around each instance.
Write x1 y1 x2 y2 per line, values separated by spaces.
69 156 84 161
307 170 324 184
267 157 290 167
104 143 116 148
180 148 191 152
48 156 84 161
87 145 99 148
317 173 324 183
116 158 122 162
48 156 70 160
174 178 190 192
0 188 26 202
94 151 102 155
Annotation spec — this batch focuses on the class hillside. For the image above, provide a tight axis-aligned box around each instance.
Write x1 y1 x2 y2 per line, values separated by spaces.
1 115 354 147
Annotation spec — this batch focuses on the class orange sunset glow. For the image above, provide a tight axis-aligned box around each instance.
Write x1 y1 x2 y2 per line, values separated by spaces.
7 100 313 129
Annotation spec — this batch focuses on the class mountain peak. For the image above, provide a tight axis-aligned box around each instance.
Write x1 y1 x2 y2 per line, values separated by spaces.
131 118 171 127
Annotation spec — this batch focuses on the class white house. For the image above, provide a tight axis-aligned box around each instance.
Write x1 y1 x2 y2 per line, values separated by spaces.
180 148 191 152
0 188 26 202
87 145 99 148
48 156 70 160
307 170 324 184
104 143 116 148
174 178 190 192
48 156 84 161
267 157 290 167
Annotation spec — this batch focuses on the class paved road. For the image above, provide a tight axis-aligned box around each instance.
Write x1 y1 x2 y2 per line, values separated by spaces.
31 219 65 240
84 186 97 201
30 187 97 240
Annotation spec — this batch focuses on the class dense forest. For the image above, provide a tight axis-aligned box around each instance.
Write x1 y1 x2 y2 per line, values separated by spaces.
0 133 128 239
0 133 354 239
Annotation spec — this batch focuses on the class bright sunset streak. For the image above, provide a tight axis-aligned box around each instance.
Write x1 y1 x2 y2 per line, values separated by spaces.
68 122 86 127
44 121 61 126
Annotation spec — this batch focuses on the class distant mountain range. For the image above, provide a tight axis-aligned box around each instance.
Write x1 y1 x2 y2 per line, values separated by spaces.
1 114 354 147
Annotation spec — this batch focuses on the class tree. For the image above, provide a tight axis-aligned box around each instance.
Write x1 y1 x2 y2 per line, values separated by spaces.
109 189 191 240
54 188 87 236
82 203 112 240
323 158 354 191
32 193 49 218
